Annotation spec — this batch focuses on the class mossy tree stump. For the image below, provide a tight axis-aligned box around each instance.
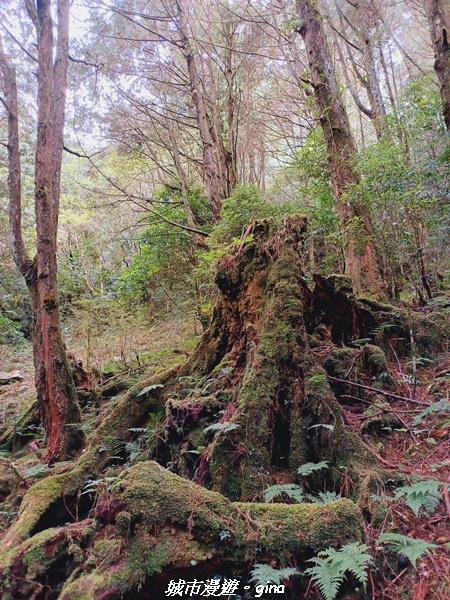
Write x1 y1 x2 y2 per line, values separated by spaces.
170 217 376 500
3 215 445 598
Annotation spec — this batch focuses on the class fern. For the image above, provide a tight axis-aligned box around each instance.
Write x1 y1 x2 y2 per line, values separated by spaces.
128 427 148 434
100 436 125 459
263 483 304 503
394 479 448 516
82 476 117 496
125 440 141 462
22 464 49 479
308 491 342 504
137 383 164 397
249 564 300 586
413 399 450 426
378 533 437 568
305 543 371 600
297 461 329 477
203 422 239 436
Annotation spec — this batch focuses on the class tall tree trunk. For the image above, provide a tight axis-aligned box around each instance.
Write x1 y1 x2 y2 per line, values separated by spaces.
424 0 450 130
333 2 386 138
0 0 83 463
164 109 209 249
176 0 229 220
296 0 385 296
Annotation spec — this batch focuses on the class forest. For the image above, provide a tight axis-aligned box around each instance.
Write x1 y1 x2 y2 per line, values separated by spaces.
0 0 450 598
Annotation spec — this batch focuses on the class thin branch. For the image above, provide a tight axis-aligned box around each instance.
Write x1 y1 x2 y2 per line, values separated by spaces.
0 23 38 63
68 54 101 68
327 376 429 406
63 145 105 159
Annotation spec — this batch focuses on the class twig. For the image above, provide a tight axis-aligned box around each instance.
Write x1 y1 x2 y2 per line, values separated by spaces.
389 342 413 400
390 567 408 585
340 394 422 413
340 395 415 438
345 350 363 378
360 439 395 467
327 376 429 406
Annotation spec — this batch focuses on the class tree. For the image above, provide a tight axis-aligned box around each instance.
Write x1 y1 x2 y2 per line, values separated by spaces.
423 0 450 129
296 0 386 296
331 0 387 139
0 0 83 462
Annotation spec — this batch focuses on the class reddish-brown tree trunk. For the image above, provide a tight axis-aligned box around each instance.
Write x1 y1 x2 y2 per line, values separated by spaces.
424 0 450 129
0 0 83 462
296 0 386 296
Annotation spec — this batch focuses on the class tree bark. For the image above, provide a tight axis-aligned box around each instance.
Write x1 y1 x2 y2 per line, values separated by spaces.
296 0 386 296
176 0 227 220
332 3 385 139
0 0 83 463
424 0 450 130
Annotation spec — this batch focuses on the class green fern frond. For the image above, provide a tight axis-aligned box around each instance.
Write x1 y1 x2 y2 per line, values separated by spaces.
125 441 141 462
249 564 300 586
308 491 342 504
378 533 437 568
137 383 164 397
203 422 239 436
305 543 371 600
394 479 448 516
309 423 334 431
297 461 329 476
264 483 304 503
413 399 450 426
22 464 49 479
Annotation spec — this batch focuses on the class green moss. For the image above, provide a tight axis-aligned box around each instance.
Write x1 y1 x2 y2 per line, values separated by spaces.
6 459 365 599
327 274 354 294
360 401 401 435
362 344 387 374
22 527 66 572
235 499 363 552
8 476 64 542
2 366 179 548
113 462 240 537
324 347 360 379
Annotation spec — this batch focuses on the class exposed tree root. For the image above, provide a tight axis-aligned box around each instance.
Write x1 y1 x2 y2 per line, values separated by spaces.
0 462 363 599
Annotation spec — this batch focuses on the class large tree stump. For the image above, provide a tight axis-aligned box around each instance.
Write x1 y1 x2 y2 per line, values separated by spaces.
3 215 446 598
168 217 377 500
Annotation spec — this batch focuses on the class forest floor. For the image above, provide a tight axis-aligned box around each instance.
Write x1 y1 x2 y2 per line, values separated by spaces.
1 291 450 599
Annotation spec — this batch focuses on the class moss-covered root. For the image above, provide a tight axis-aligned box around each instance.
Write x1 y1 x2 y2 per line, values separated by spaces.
0 520 94 599
1 366 179 546
54 462 362 599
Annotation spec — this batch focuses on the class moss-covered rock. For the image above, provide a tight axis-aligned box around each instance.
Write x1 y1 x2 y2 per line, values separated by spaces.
362 344 387 375
360 400 401 436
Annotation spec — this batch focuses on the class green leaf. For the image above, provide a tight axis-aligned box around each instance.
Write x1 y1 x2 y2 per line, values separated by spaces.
203 422 239 436
263 483 304 503
22 464 49 479
394 479 447 516
137 384 164 397
249 564 300 586
308 491 342 504
377 533 437 568
413 399 450 426
305 543 371 600
297 461 329 476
